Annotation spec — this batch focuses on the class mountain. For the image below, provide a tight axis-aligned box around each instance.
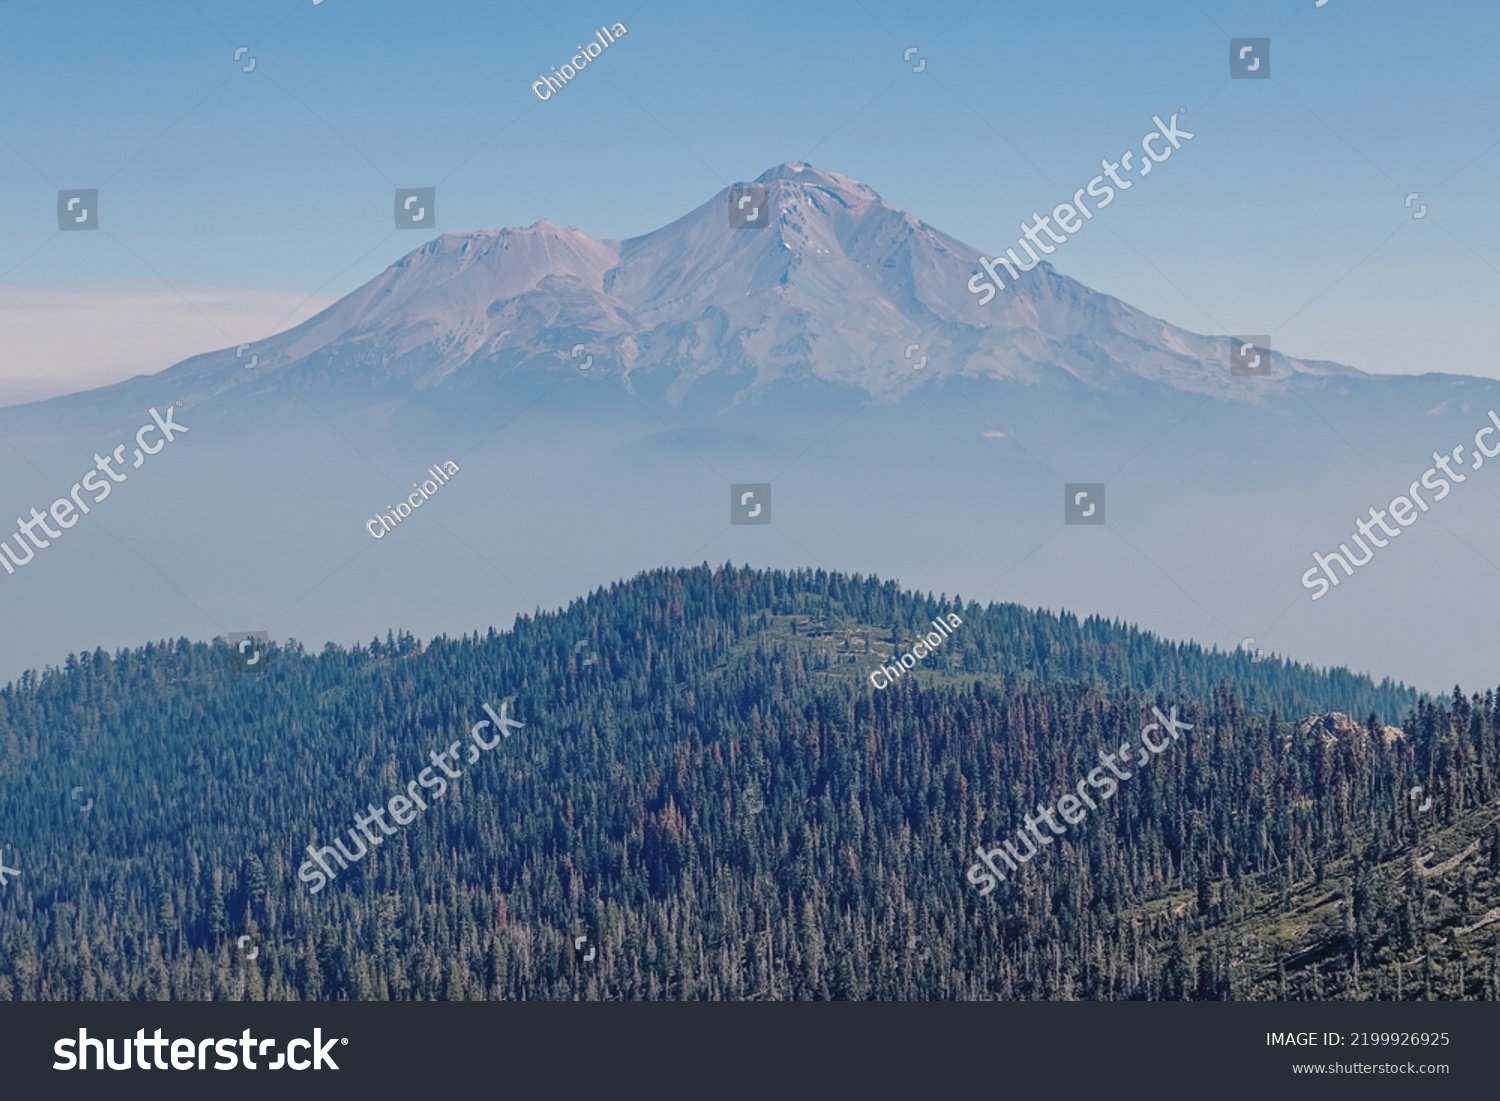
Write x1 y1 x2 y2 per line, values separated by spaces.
0 163 1497 692
142 162 1356 403
8 564 1493 1002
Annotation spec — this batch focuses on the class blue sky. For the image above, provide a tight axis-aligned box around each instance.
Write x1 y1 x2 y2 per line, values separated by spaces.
3 0 1499 393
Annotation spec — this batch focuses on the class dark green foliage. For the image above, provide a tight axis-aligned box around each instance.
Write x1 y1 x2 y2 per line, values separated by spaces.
0 564 1487 1000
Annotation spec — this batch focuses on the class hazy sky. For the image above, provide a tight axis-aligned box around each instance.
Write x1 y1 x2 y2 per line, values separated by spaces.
3 0 1499 399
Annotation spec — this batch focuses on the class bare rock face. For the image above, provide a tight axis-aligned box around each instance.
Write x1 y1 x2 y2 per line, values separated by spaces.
1298 712 1405 747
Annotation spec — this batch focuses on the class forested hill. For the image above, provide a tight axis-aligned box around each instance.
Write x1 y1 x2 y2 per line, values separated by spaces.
3 564 1494 1002
1 563 1420 744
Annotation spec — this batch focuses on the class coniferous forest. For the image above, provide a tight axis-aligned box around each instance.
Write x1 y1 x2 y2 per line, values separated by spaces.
1 564 1496 1001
